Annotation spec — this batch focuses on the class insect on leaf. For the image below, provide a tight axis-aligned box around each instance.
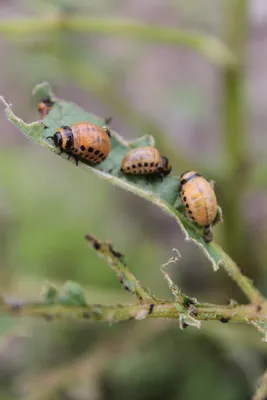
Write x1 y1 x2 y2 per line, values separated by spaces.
0 82 224 273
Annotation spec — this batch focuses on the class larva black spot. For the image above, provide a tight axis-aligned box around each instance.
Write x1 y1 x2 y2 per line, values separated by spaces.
80 145 85 151
88 147 94 152
186 204 189 208
144 162 148 167
183 196 187 201
132 164 136 169
95 150 100 155
138 163 142 167
150 162 154 167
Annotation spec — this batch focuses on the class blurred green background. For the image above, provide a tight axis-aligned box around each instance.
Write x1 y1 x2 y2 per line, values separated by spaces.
0 0 267 399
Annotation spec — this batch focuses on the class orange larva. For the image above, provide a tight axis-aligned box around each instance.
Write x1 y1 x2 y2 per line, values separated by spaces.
180 170 217 242
48 122 111 166
38 97 54 119
121 147 171 177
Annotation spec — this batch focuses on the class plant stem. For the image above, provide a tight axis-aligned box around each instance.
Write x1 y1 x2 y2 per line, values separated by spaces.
0 17 236 67
85 233 154 302
2 300 265 325
221 0 249 262
223 0 247 166
209 241 265 305
172 208 265 305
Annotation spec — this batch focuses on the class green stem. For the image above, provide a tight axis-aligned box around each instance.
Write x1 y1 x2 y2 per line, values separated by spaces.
209 241 264 305
223 0 247 166
2 300 265 325
85 233 154 302
221 0 249 262
0 17 236 67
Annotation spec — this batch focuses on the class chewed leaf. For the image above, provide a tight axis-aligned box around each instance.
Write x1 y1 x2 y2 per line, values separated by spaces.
32 81 56 103
1 82 225 274
40 94 180 207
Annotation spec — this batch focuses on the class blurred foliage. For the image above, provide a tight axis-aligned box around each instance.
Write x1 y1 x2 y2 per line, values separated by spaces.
0 0 267 399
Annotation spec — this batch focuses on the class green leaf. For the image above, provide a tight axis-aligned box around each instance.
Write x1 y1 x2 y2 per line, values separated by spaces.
57 281 88 307
42 283 59 304
1 82 225 273
41 280 88 307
